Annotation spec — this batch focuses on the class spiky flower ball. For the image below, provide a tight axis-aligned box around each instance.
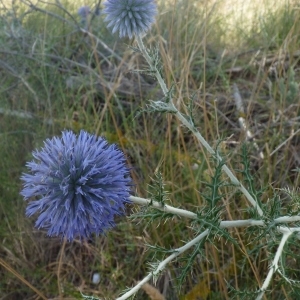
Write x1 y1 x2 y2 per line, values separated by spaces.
77 5 91 18
103 0 157 38
20 130 131 241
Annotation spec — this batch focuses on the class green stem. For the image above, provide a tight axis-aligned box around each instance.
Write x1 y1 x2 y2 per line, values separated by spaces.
136 35 168 95
135 35 264 217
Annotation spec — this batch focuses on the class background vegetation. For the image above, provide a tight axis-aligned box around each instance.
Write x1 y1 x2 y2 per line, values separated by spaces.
0 0 300 299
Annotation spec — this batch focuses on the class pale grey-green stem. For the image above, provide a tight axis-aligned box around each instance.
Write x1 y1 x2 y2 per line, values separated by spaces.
135 35 264 217
116 229 209 300
129 196 300 300
130 196 300 227
255 228 293 300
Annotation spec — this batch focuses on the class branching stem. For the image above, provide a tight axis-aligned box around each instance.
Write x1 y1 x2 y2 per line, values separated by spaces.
131 35 300 300
116 229 209 300
130 196 300 227
256 229 293 300
135 35 264 217
135 36 168 95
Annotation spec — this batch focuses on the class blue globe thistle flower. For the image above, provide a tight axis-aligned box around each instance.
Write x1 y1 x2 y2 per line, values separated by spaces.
77 5 91 18
103 0 157 38
78 6 91 28
20 130 132 241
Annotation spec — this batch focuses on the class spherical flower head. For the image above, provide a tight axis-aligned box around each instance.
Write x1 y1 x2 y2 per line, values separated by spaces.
103 0 157 38
20 130 132 241
78 6 91 18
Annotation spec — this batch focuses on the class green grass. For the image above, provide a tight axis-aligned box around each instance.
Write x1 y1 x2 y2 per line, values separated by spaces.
0 0 300 299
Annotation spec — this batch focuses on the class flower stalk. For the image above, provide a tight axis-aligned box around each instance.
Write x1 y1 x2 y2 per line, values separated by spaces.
256 229 293 300
130 196 300 227
116 229 210 300
135 35 264 217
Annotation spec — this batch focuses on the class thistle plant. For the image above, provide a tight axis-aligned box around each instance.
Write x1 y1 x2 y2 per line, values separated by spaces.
100 1 300 299
21 130 131 241
17 1 300 299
